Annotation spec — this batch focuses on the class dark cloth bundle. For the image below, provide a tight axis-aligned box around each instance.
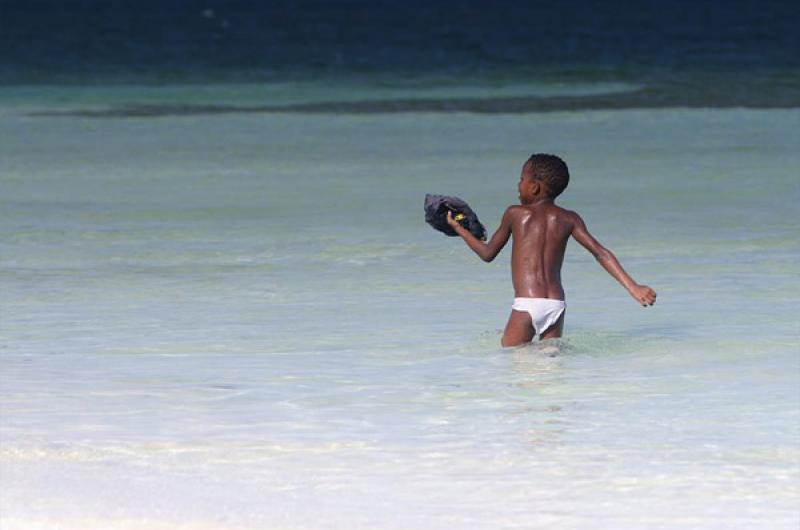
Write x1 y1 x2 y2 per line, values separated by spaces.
424 194 486 240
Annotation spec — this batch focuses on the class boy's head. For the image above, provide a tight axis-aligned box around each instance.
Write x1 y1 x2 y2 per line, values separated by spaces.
521 154 569 199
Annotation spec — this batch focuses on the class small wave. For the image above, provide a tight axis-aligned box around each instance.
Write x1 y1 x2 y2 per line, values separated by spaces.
26 81 800 118
0 517 240 530
0 440 377 463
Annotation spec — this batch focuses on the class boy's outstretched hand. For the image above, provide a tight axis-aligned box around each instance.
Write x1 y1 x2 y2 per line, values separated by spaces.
630 284 657 306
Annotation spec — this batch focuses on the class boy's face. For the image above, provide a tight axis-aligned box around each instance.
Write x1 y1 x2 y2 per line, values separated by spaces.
518 163 540 204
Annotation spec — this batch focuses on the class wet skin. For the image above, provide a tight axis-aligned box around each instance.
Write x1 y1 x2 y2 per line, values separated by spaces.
448 161 656 347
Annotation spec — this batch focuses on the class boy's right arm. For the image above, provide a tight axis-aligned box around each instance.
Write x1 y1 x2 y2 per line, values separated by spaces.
447 207 512 263
570 212 657 306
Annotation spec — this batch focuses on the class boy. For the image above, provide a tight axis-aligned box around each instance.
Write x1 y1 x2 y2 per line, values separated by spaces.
447 154 656 347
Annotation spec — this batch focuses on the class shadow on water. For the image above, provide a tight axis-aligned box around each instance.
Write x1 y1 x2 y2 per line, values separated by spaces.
464 334 576 448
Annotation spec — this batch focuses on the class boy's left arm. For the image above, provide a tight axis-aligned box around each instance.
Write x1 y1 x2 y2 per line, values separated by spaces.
571 212 657 306
447 208 512 263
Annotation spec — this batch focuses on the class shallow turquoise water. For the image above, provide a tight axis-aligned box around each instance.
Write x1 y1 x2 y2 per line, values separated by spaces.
1 84 798 529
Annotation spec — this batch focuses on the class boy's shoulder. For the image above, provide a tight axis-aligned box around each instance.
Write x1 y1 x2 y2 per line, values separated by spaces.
504 204 526 214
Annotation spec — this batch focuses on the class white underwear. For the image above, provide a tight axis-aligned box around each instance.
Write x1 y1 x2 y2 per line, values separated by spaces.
512 297 566 336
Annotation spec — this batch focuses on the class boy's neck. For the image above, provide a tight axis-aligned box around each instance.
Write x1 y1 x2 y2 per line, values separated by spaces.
524 197 555 206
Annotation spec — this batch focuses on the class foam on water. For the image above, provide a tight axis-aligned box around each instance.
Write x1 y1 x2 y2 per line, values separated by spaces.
1 87 799 528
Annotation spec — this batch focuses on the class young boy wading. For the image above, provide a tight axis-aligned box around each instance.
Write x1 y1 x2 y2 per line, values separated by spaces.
447 154 656 347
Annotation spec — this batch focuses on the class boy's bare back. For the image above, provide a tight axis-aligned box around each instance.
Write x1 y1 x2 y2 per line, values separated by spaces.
447 154 656 347
505 202 572 300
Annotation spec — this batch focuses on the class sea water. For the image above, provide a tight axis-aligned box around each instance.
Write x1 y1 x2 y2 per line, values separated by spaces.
1 78 798 529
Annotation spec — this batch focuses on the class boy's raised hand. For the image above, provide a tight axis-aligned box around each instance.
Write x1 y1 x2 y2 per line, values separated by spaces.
446 210 461 229
630 284 657 306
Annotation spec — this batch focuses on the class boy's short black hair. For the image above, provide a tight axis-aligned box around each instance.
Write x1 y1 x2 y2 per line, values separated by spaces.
526 153 569 198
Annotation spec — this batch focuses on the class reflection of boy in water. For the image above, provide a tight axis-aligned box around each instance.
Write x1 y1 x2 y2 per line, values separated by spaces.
447 154 656 347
